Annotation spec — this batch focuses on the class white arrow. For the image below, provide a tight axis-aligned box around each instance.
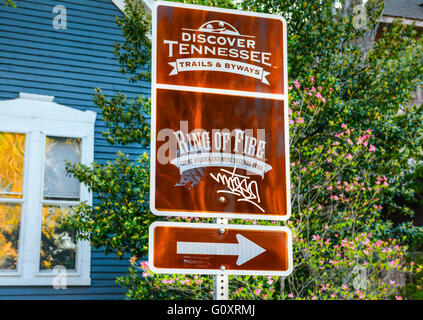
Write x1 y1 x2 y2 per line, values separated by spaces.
176 234 266 266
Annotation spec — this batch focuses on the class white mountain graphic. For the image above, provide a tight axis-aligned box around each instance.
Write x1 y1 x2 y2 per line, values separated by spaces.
182 20 255 38
197 20 240 35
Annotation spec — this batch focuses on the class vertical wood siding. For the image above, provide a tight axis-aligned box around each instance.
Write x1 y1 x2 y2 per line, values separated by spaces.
0 0 149 299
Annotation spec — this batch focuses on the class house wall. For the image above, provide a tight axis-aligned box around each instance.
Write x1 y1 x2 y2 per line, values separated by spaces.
0 0 149 299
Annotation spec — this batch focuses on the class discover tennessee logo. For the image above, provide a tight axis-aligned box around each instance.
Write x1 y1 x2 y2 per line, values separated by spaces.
163 20 272 84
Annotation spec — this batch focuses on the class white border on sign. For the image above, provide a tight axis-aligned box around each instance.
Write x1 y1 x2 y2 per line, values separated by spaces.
150 0 291 221
148 221 293 276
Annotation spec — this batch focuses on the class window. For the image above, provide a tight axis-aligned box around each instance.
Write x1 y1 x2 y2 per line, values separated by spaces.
40 137 81 271
0 93 96 286
0 132 25 271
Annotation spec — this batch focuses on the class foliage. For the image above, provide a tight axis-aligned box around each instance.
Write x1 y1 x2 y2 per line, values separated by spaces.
117 80 422 299
65 151 153 257
3 0 15 8
113 0 152 83
121 234 419 300
62 0 423 299
240 0 423 242
399 252 423 300
94 89 151 147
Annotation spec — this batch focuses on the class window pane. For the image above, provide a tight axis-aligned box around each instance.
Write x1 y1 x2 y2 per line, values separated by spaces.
0 132 25 199
40 205 76 270
0 203 21 270
44 137 81 200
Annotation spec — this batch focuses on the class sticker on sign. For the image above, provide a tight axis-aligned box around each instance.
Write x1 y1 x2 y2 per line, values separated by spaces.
148 221 293 276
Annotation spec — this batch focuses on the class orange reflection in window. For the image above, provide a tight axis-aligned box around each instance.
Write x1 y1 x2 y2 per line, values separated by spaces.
0 203 21 270
0 132 25 198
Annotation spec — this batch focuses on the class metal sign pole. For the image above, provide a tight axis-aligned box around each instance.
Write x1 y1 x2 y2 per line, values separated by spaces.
213 217 228 300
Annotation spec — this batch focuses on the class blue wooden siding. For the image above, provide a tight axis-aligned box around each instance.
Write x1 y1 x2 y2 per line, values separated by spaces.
0 0 149 299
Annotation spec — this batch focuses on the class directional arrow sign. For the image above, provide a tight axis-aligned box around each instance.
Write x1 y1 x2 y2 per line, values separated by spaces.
177 234 266 266
149 222 293 276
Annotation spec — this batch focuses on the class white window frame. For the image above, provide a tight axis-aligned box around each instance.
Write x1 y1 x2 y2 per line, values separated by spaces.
0 93 96 286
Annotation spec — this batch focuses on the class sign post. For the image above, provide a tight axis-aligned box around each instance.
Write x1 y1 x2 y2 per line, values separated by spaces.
213 218 228 300
149 0 292 296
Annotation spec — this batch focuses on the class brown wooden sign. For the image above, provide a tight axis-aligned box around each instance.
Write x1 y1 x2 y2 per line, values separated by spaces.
150 1 290 220
149 222 293 276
